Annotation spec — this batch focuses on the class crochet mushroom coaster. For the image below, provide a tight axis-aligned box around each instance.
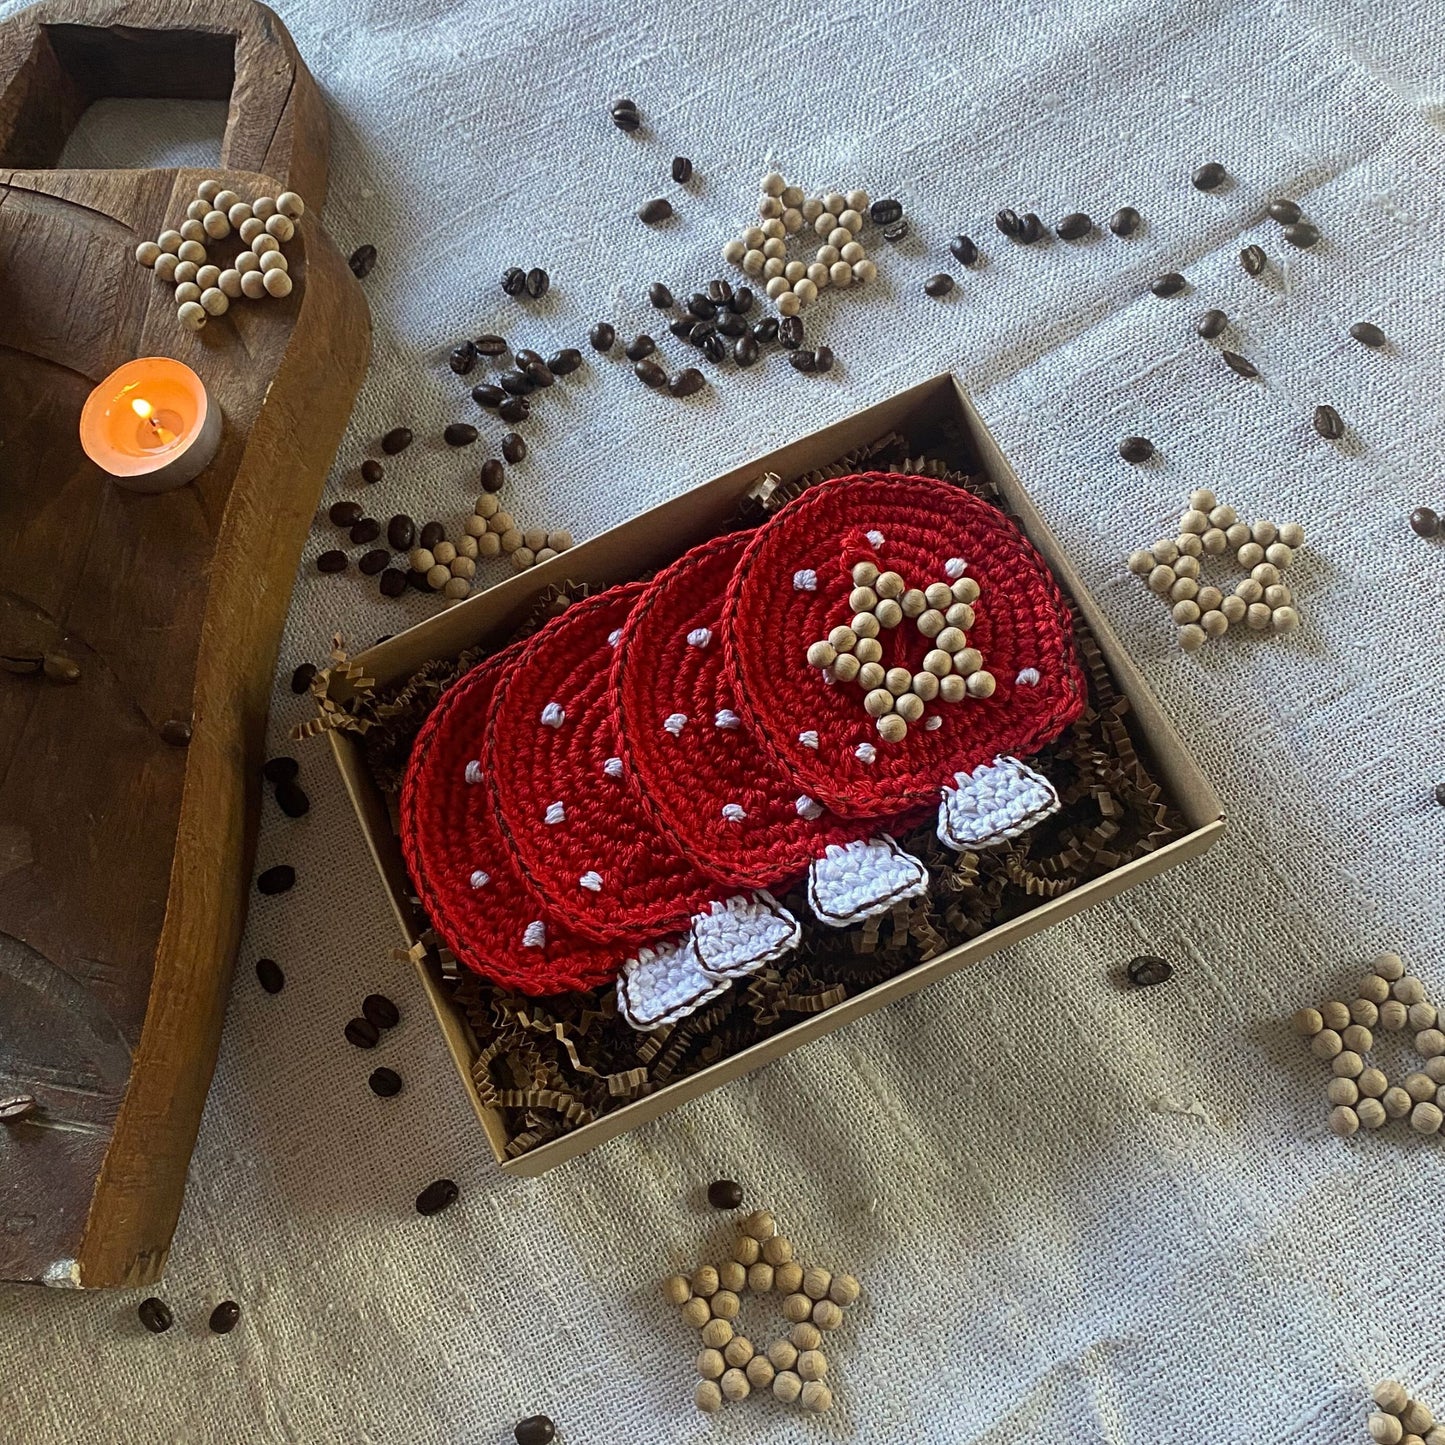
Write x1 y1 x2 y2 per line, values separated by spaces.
724 473 1086 832
612 530 929 925
399 642 619 995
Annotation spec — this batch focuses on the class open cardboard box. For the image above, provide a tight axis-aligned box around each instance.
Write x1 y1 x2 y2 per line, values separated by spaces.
327 372 1226 1176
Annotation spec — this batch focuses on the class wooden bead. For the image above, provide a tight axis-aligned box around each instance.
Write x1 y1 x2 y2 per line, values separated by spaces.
911 672 940 701
917 608 946 636
1357 1097 1388 1130
1179 508 1208 534
745 1355 775 1390
895 693 925 723
1176 533 1204 558
1374 1381 1411 1416
226 202 253 229
811 1299 844 1330
935 626 966 652
827 1274 859 1307
797 1349 828 1381
546 529 573 551
774 1262 803 1295
1405 1072 1437 1102
768 1338 798 1369
710 1290 740 1320
832 654 861 683
253 233 280 256
800 1267 831 1301
884 667 912 696
1404 1404 1437 1434
719 1368 750 1402
1382 1087 1413 1119
239 216 266 244
179 218 207 244
691 1265 719 1297
266 213 296 243
1251 563 1280 588
263 269 293 298
782 1293 812 1323
772 1370 803 1404
157 228 184 254
731 1234 760 1265
1379 1000 1409 1031
1246 603 1272 630
856 663 885 690
1188 488 1218 511
850 611 880 640
175 281 202 305
177 239 207 264
951 648 981 675
475 531 501 558
1277 522 1304 547
1325 1076 1358 1107
1291 1007 1323 1035
1350 997 1380 1026
854 637 883 665
534 547 558 565
681 1296 710 1328
718 1260 746 1293
1427 1056 1445 1084
723 1335 753 1367
864 688 894 718
276 190 305 219
408 548 435 573
699 1317 733 1350
253 195 277 221
776 291 801 317
1331 1050 1364 1078
260 250 289 274
1357 973 1391 1005
1410 1001 1438 1030
1411 1102 1443 1134
1328 1105 1359 1137
135 240 163 268
1341 1024 1373 1053
1201 528 1228 555
1371 1415 1406 1443
1374 952 1406 981
1309 1029 1342 1059
1358 1067 1388 1098
240 270 267 300
663 1274 692 1305
1393 976 1426 1005
200 287 229 316
800 1381 833 1413
939 675 966 703
193 263 220 290
746 1261 774 1293
1417 1028 1445 1058
1172 601 1201 625
1220 595 1247 624
874 598 903 628
1319 1000 1350 1030
741 1210 775 1240
426 564 450 590
758 1234 792 1267
177 300 207 331
697 1346 725 1379
153 252 180 283
694 1379 722 1413
827 625 858 654
876 714 908 743
874 570 904 599
924 581 952 608
966 671 997 699
1147 565 1175 595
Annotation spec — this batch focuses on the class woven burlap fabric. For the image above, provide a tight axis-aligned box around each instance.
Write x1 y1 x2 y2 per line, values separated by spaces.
5 0 1445 1438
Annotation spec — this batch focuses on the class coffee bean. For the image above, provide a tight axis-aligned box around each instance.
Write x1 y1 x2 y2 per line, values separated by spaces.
638 198 673 224
290 663 317 694
707 1179 744 1209
1196 309 1228 339
1150 272 1186 297
753 317 779 344
733 334 760 366
625 334 657 361
158 717 190 747
513 348 542 371
475 334 509 357
870 197 903 226
386 515 416 550
729 286 755 315
1054 212 1093 241
328 499 363 527
345 1017 379 1049
360 459 383 484
924 273 954 297
1222 350 1259 379
256 957 285 993
381 426 413 455
1019 212 1045 243
1313 404 1345 440
514 1416 555 1445
778 315 803 349
471 383 505 408
1282 221 1319 248
949 234 979 265
671 155 693 183
442 423 478 448
0 1093 36 1122
316 549 347 574
499 370 534 396
379 569 407 598
789 349 817 373
262 756 298 784
498 396 530 423
416 1178 460 1216
813 345 835 373
610 97 640 131
138 1298 173 1334
1435 782 1445 807
1267 198 1301 225
257 865 295 896
350 517 381 545
363 993 400 1029
369 1067 403 1097
481 459 506 493
1118 436 1154 464
589 321 616 352
647 281 674 309
687 293 716 319
668 367 706 397
994 208 1022 238
1349 321 1386 347
522 360 554 388
1239 244 1267 276
549 348 583 375
1409 506 1441 538
43 653 80 685
407 568 431 591
688 321 715 347
1191 161 1226 191
448 342 476 376
708 279 734 306
208 1301 241 1335
700 331 727 363
524 268 549 298
502 433 526 464
634 358 668 388
1108 206 1141 236
882 218 910 242
348 244 377 279
1126 955 1173 988
501 267 526 296
668 318 695 342
275 780 309 817
419 521 445 550
716 312 746 338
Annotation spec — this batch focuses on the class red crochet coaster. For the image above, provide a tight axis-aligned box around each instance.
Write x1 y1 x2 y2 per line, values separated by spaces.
399 642 620 996
723 473 1086 817
483 585 723 945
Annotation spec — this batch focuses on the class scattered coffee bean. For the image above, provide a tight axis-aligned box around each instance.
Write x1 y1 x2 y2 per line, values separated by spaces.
471 383 505 408
671 155 693 183
502 433 526 464
729 286 754 315
634 358 668 388
1349 321 1386 347
419 521 445 550
870 197 903 226
994 208 1022 238
138 1298 174 1334
1409 506 1441 538
347 244 376 279
549 348 583 375
387 515 416 551
1055 212 1093 241
647 282 674 309
290 663 317 694
406 568 431 591
1267 198 1301 225
668 318 695 342
524 268 549 298
813 345 835 373
369 1066 403 1097
43 654 80 685
688 322 714 350
716 312 746 338
316 550 347 574
1239 244 1267 276
624 334 657 361
668 367 706 397
498 395 530 423
501 267 526 296
1018 212 1045 243
1127 955 1174 988
275 780 310 817
1119 436 1154 464
947 234 979 266
448 342 476 376
610 97 640 132
328 499 363 527
589 321 616 352
789 349 817 373
159 718 191 746
778 315 804 349
523 359 554 388
733 334 760 366
707 279 734 306
511 343 543 368
1191 161 1227 191
514 1416 555 1445
1283 221 1319 248
1196 308 1228 339
444 423 478 448
379 569 407 598
480 459 506 493
700 331 727 363
359 459 383 484
753 316 779 344
1150 272 1186 297
1312 404 1345 440
363 993 400 1029
345 1017 379 1049
0 1094 36 1122
1436 782 1445 807
708 1179 744 1209
1108 206 1141 237
1222 350 1259 379
381 426 413 455
416 1178 460 1216
208 1301 241 1335
499 370 534 396
687 293 716 319
255 957 285 994
924 273 954 297
350 517 381 545
256 865 295 896
882 218 910 242
638 198 673 224
475 334 509 357
262 756 298 785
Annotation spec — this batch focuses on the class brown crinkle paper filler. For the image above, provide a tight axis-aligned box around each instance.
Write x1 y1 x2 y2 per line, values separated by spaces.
338 429 1190 1157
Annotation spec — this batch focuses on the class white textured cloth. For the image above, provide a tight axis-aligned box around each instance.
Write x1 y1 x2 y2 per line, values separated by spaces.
6 0 1445 1438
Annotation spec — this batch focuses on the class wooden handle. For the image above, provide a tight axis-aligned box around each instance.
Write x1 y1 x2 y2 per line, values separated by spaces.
0 0 330 203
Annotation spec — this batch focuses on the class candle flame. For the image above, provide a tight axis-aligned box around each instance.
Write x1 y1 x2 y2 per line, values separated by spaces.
131 398 154 421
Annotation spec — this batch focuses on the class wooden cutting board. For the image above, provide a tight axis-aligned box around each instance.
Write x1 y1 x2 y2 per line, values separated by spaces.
0 0 370 1287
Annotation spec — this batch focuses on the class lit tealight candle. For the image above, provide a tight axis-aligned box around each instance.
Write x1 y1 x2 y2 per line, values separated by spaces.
79 357 222 492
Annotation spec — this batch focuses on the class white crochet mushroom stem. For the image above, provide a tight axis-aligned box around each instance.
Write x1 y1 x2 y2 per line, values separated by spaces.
615 934 731 1032
690 892 802 980
807 836 929 927
936 754 1060 851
